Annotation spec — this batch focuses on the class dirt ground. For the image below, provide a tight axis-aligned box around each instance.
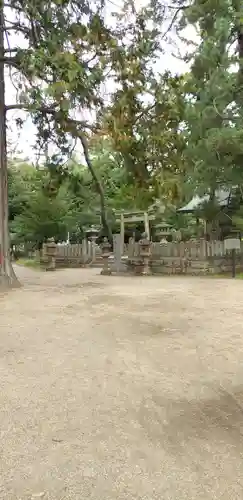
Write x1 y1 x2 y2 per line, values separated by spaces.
1 266 243 499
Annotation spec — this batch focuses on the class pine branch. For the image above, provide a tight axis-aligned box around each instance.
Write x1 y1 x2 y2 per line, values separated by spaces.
5 103 98 132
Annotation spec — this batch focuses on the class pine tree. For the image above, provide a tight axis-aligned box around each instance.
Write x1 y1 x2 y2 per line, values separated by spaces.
181 0 243 193
103 2 186 203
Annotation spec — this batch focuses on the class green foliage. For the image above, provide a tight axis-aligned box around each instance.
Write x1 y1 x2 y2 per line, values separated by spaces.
181 0 243 193
8 160 45 221
8 0 115 155
88 136 153 210
165 206 204 239
104 31 187 199
195 200 222 223
11 185 73 247
16 258 43 270
8 137 157 247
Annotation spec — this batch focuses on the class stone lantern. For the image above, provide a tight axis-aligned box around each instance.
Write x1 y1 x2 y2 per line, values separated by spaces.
154 222 173 241
101 237 112 275
85 225 99 242
224 233 241 278
138 232 151 275
85 226 99 262
45 237 57 271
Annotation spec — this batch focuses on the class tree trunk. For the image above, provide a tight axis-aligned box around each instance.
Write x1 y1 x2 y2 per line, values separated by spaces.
78 133 113 245
62 118 113 245
0 3 19 287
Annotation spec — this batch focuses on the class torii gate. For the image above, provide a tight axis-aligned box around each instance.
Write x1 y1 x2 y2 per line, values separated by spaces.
114 210 156 256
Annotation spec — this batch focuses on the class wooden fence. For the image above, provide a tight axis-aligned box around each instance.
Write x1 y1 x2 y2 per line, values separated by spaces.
54 241 102 267
43 237 243 274
122 238 243 259
117 238 243 274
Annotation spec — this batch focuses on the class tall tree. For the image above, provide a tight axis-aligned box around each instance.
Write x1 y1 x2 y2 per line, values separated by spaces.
103 2 186 204
177 0 243 195
0 0 20 285
11 0 117 242
0 0 117 286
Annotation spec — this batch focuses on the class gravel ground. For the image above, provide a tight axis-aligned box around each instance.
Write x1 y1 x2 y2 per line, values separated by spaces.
1 266 243 499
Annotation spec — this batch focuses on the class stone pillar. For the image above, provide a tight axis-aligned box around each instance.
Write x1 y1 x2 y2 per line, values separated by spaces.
113 234 121 272
45 237 57 271
120 213 124 259
138 233 152 275
90 235 97 263
100 238 112 275
144 212 150 240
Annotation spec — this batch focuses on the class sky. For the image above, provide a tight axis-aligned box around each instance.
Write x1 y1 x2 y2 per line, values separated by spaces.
4 0 198 162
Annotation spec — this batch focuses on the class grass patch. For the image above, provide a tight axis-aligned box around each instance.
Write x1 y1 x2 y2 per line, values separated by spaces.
16 258 43 270
208 272 243 279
